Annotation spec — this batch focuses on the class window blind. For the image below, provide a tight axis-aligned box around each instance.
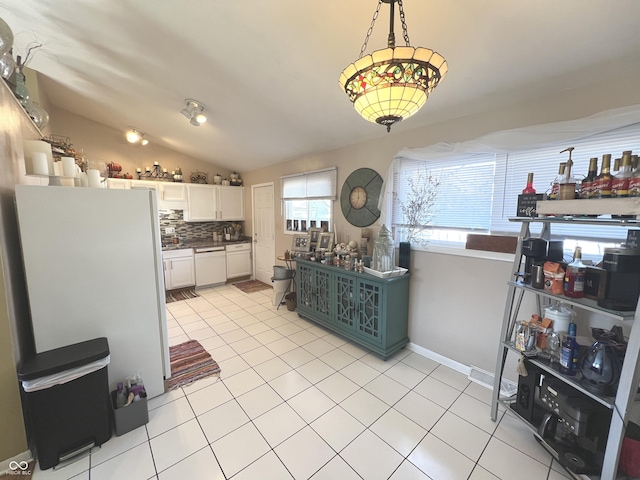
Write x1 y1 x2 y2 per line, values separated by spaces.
281 167 337 200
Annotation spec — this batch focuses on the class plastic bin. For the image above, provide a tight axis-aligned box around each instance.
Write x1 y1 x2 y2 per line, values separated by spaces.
111 391 149 436
272 278 290 306
18 337 112 470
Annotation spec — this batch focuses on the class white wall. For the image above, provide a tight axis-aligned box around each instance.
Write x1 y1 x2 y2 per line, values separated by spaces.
242 72 640 373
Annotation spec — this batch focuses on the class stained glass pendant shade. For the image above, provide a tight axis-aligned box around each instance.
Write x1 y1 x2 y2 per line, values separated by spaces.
339 0 447 132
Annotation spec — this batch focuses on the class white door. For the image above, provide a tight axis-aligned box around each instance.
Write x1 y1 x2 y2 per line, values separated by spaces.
252 183 275 284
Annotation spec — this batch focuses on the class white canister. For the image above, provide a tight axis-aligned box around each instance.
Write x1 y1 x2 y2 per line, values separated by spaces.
62 157 77 178
544 301 576 335
87 169 101 188
78 172 89 187
32 152 49 175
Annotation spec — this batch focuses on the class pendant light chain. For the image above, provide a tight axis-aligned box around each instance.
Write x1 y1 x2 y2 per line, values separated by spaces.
358 0 383 59
397 0 411 46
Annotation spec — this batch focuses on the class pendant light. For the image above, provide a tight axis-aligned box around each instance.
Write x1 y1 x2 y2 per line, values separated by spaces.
339 0 447 132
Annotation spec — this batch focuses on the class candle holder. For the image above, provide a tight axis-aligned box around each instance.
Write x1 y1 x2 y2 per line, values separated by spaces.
137 163 174 181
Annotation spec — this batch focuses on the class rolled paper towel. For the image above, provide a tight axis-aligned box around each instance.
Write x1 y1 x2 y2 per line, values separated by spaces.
78 172 89 187
31 152 49 175
62 157 77 177
53 161 63 177
87 169 101 188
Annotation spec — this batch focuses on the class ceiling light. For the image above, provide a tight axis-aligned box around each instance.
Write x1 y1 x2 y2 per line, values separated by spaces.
126 129 142 143
181 99 207 127
339 0 447 132
140 138 149 146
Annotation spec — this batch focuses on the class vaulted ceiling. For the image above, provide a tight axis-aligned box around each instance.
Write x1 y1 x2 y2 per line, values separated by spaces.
1 1 639 172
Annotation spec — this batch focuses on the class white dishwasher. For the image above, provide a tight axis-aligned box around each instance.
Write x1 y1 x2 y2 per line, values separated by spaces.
194 246 227 287
226 243 252 279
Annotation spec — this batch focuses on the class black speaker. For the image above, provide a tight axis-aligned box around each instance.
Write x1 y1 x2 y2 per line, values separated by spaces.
511 359 544 423
399 242 411 270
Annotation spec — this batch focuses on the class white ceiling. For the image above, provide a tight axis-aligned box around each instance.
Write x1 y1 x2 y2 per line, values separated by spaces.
1 1 640 172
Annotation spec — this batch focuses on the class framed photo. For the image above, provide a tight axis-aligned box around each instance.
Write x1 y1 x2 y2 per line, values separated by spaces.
286 219 293 231
301 220 307 231
292 234 311 253
308 227 323 245
317 232 334 251
320 221 329 232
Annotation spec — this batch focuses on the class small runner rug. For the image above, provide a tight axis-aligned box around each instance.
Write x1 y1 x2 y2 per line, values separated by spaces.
233 280 272 294
167 340 220 390
166 287 199 304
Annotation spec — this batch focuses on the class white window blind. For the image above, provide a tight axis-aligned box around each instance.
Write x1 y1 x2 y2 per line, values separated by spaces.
281 167 337 200
392 154 497 231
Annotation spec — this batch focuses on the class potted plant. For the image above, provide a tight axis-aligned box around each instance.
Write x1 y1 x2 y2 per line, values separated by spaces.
393 165 440 267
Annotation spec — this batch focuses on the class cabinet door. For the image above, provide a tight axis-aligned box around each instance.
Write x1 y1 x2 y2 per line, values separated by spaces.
158 183 187 210
217 186 244 220
226 252 252 279
186 184 216 221
163 259 171 290
334 272 356 332
106 178 131 189
297 263 314 314
356 279 383 345
312 268 332 322
130 180 158 191
168 257 195 288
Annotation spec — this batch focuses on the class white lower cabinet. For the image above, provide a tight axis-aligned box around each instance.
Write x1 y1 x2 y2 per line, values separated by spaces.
226 243 252 279
163 249 195 290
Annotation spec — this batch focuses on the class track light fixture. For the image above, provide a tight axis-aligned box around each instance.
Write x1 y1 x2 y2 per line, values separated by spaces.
125 128 148 146
181 99 207 126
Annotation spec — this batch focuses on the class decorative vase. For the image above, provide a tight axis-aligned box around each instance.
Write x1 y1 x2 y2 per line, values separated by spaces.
372 225 395 272
399 241 411 270
0 50 15 79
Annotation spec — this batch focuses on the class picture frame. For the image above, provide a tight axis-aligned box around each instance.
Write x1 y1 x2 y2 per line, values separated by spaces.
308 227 323 245
317 232 334 251
286 219 293 231
291 234 311 253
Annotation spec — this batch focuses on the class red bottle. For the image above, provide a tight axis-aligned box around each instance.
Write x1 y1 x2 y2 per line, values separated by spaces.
522 173 536 194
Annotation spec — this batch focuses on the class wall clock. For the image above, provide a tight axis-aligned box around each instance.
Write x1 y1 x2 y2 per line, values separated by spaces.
340 167 383 227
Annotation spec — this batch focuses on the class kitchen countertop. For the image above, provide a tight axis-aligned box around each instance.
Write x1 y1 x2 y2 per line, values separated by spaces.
161 237 252 251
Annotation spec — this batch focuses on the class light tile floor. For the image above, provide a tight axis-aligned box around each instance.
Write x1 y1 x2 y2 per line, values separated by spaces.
32 284 570 480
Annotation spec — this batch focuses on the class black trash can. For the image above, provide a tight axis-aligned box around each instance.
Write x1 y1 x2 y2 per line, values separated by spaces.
18 337 112 470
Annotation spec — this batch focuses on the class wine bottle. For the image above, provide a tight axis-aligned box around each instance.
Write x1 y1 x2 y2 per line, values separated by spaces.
522 172 536 194
594 154 612 198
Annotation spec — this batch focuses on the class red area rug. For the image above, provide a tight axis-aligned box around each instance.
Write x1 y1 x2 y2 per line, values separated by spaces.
167 340 220 390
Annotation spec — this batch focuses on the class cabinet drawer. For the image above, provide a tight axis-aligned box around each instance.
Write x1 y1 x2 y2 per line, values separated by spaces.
226 243 251 252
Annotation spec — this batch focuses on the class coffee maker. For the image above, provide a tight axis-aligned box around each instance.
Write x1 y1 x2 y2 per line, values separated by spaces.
521 238 564 284
597 247 640 311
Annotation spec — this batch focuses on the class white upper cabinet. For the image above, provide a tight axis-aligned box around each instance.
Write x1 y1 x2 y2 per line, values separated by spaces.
218 186 244 221
106 178 131 189
185 184 217 221
130 180 158 192
158 183 187 210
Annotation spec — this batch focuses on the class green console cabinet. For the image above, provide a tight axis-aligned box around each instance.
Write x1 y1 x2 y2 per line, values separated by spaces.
296 259 410 359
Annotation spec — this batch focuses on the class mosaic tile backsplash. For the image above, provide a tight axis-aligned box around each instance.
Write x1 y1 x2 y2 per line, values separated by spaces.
159 209 243 244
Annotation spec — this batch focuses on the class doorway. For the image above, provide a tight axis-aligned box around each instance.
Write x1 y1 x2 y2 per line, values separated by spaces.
251 183 275 285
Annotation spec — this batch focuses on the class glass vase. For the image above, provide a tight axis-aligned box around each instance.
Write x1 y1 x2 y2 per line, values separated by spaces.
372 225 394 272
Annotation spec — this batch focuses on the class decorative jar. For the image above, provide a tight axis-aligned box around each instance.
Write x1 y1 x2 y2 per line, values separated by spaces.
372 225 394 272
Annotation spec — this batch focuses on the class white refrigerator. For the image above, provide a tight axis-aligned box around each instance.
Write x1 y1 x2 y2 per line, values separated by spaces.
15 185 170 398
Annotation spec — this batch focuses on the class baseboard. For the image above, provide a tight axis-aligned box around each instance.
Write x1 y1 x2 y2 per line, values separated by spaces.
0 450 33 476
406 342 472 376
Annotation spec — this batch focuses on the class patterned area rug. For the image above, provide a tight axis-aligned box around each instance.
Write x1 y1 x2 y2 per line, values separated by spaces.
166 287 199 304
233 280 272 294
167 340 220 390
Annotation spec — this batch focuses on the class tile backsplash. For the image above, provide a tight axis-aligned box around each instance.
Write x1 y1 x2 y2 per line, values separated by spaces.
159 209 243 244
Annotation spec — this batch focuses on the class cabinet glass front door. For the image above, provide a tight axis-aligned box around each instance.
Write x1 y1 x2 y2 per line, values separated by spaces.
357 281 383 345
335 273 356 330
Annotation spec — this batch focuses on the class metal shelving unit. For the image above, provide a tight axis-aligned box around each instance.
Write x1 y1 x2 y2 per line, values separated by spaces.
491 201 640 480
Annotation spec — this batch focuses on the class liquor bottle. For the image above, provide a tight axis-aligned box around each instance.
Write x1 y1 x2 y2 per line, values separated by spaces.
580 157 598 199
522 172 536 194
612 151 633 198
594 154 612 198
559 322 580 376
549 163 566 200
564 246 586 298
630 154 640 197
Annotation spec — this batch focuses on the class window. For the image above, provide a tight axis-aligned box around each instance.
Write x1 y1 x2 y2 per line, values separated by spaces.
281 167 336 234
390 121 640 256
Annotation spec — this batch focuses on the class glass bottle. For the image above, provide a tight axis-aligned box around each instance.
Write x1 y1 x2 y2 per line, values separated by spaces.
630 155 640 197
559 322 580 376
558 159 576 200
372 225 395 272
564 246 586 298
580 157 598 199
522 173 536 194
613 150 633 198
594 154 612 198
549 163 566 200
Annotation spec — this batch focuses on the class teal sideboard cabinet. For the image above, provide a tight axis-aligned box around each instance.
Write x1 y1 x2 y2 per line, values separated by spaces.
295 258 410 359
